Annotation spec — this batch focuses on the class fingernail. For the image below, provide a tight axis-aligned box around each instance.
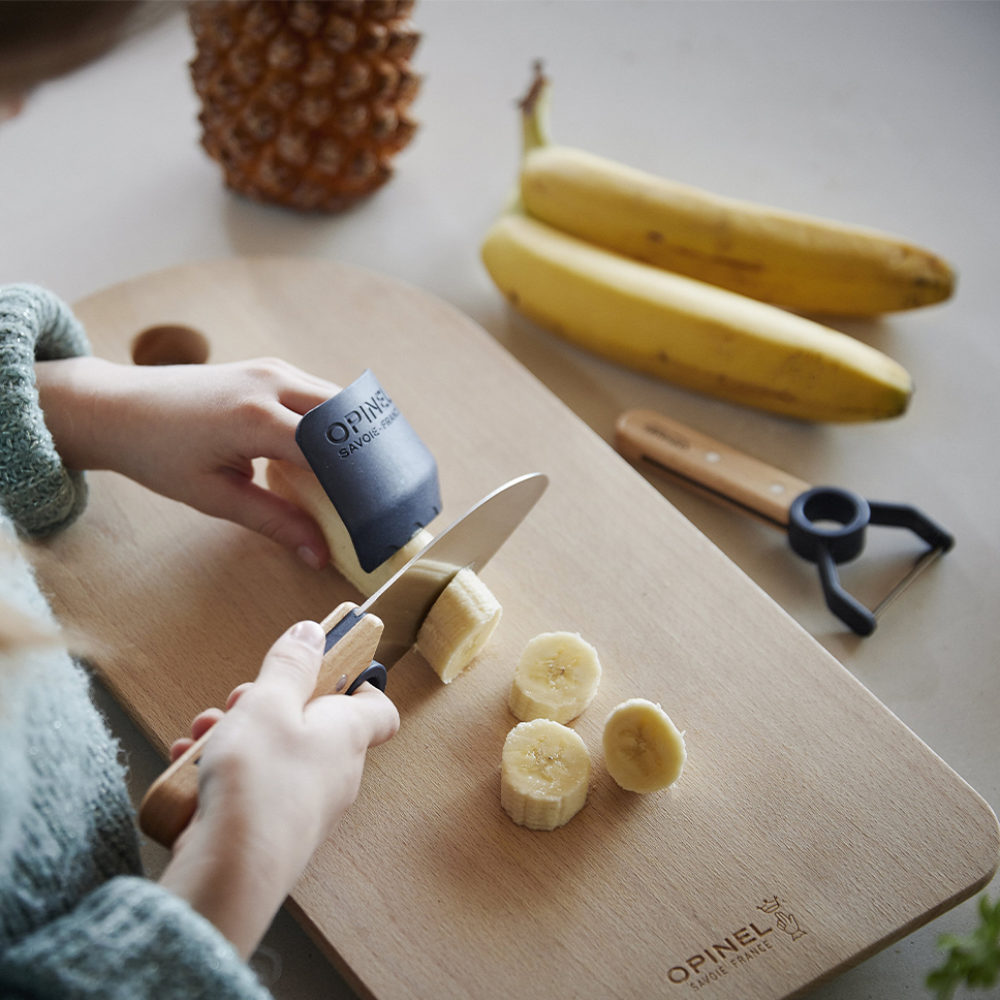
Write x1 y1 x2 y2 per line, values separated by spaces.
290 620 325 649
297 545 322 570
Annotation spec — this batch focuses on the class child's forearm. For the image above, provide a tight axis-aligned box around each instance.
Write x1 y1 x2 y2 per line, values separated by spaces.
34 356 117 471
158 813 299 960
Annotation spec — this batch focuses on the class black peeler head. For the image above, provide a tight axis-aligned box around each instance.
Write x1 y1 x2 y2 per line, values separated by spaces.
295 370 442 573
786 486 955 636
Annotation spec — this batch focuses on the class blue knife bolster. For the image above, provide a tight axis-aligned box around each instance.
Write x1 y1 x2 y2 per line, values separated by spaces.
324 607 363 653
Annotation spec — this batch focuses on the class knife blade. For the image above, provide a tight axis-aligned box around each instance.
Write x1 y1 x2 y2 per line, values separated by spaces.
139 472 548 847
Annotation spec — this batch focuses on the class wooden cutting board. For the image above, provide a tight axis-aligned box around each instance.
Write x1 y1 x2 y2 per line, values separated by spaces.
29 258 997 1000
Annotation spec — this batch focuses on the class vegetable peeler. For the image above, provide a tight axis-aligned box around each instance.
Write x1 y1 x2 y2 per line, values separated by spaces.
615 409 954 636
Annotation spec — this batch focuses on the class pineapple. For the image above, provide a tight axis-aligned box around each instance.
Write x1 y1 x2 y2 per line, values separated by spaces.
189 0 421 212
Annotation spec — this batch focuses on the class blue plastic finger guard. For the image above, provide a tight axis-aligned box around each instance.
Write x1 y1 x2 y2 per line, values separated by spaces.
295 370 442 573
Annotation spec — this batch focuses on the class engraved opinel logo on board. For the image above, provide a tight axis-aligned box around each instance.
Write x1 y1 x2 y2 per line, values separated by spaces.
667 895 808 990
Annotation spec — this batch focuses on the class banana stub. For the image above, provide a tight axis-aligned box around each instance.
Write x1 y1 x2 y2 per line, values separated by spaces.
265 458 432 597
603 698 686 794
416 568 502 683
509 631 602 724
500 718 591 831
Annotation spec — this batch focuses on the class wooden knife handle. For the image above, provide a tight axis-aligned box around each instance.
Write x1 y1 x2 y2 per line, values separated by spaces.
614 409 811 528
138 602 383 849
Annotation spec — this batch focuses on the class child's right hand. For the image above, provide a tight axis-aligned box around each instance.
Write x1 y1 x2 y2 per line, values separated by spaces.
157 620 400 959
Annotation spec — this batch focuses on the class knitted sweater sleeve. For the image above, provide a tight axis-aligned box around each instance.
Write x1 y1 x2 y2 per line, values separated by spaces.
0 284 91 536
0 285 277 999
0 877 273 1000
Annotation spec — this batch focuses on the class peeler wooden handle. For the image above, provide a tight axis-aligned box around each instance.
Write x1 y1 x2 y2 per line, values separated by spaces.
138 602 383 849
614 409 811 528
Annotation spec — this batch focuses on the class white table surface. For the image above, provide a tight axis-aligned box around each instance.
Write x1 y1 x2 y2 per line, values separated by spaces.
3 2 997 997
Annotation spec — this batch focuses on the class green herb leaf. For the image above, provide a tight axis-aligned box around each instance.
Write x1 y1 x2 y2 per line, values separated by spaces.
926 895 1000 1000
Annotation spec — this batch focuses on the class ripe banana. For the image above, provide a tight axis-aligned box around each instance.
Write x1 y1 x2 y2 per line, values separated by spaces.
481 211 913 422
508 631 601 724
500 718 591 830
416 567 502 683
518 68 954 317
603 698 686 794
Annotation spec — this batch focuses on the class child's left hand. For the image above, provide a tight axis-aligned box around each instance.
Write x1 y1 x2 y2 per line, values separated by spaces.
35 355 339 569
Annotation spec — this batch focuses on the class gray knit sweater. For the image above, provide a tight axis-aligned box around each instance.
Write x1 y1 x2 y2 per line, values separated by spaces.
0 285 272 999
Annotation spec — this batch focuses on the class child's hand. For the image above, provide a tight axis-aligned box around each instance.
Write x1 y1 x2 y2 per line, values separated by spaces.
158 620 400 958
35 356 338 568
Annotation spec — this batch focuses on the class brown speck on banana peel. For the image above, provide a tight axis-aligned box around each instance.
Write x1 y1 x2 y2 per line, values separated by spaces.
712 217 735 254
644 240 766 274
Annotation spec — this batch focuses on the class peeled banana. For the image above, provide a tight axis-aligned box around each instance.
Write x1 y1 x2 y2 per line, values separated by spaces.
508 631 601 724
518 68 954 317
266 458 432 596
603 698 686 794
482 211 913 422
501 718 591 830
416 567 502 683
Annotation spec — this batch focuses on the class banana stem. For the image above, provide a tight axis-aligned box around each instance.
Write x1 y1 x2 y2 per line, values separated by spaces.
519 61 552 155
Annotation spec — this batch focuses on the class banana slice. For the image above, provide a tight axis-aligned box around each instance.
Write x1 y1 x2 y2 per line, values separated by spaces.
265 458 432 596
416 568 502 683
500 719 591 830
508 631 601 723
603 698 686 793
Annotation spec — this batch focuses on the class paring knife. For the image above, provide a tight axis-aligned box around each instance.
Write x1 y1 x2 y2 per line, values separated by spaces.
138 472 549 847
